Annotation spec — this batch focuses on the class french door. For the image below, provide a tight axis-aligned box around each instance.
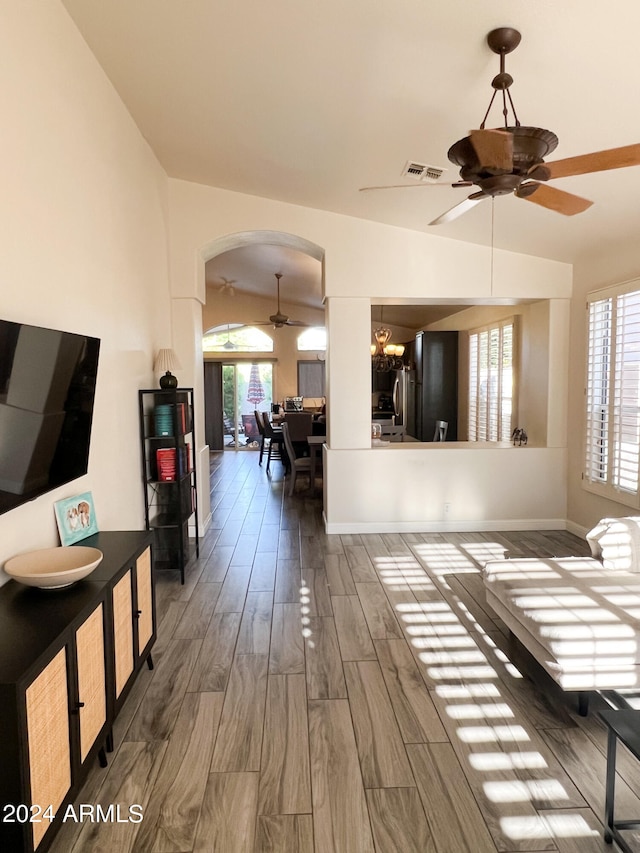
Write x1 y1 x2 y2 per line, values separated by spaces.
222 362 274 449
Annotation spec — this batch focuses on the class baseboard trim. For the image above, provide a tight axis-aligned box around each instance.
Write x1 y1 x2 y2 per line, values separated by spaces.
190 511 212 538
323 518 568 535
565 519 590 539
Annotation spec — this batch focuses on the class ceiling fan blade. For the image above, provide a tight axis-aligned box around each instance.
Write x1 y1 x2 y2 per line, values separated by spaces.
516 182 593 215
285 320 310 327
428 195 488 226
359 181 472 191
529 143 640 181
470 129 514 172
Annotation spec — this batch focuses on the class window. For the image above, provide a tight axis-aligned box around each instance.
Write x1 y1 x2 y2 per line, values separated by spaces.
468 320 514 442
202 325 273 353
584 282 640 504
298 360 325 397
297 327 326 351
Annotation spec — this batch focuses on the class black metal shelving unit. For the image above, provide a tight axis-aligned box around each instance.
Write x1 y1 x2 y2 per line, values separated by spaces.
138 388 199 583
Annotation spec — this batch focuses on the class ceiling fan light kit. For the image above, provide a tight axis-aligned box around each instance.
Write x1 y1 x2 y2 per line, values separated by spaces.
363 26 640 226
222 324 237 350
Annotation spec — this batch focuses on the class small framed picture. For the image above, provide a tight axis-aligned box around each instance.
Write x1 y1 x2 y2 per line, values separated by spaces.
54 492 99 546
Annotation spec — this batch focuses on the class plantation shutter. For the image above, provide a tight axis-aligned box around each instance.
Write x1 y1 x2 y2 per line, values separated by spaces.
500 324 514 442
613 292 640 492
477 330 489 439
585 285 640 503
488 327 499 441
468 321 514 442
468 334 478 438
585 298 612 484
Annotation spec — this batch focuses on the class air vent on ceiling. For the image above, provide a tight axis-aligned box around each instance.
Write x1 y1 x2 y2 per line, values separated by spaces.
401 161 447 182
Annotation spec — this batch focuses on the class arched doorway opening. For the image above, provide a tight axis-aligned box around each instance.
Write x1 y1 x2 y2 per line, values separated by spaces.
199 231 325 454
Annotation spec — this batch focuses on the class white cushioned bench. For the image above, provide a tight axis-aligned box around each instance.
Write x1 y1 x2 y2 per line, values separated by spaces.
483 518 640 711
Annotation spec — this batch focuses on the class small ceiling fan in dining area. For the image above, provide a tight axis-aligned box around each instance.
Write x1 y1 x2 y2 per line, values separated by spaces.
217 276 237 295
253 273 310 328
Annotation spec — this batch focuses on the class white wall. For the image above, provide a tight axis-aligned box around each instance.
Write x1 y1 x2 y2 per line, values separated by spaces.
0 3 171 578
167 179 573 532
324 444 567 533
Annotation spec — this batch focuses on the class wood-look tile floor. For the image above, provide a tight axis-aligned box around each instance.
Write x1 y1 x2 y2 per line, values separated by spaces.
50 450 640 853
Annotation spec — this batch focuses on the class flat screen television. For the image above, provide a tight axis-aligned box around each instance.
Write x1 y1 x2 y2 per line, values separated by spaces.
0 320 100 516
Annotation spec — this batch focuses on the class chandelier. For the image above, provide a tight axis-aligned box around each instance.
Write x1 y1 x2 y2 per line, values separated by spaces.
371 309 405 372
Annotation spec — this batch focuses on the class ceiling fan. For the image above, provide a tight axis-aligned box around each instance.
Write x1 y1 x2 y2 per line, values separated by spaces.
253 273 310 328
361 27 640 226
218 277 237 295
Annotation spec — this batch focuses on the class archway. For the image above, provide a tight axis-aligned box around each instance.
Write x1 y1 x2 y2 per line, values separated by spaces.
198 230 326 478
200 229 324 270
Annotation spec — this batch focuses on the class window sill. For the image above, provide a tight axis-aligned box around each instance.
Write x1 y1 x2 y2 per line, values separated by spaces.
581 478 640 510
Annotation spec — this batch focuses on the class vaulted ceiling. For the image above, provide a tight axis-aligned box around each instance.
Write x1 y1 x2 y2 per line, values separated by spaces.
62 0 640 323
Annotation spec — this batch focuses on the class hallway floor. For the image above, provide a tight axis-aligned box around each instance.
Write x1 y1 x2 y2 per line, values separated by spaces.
49 450 640 852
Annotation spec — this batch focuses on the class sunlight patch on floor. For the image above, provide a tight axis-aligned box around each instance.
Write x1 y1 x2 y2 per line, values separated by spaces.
459 541 508 564
402 619 465 633
412 542 479 575
375 553 438 592
435 684 501 699
445 703 515 720
469 752 548 771
539 813 601 839
373 535 589 845
456 725 531 744
483 778 570 803
499 813 599 841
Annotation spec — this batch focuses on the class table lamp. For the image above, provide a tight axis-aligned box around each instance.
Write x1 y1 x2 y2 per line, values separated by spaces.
154 348 181 389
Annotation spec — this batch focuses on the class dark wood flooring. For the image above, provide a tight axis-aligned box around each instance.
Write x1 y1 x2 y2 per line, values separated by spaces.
49 449 640 852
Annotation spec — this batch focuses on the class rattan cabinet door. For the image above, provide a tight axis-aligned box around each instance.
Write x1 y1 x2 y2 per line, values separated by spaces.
112 570 134 698
75 603 107 763
136 547 153 655
24 648 71 850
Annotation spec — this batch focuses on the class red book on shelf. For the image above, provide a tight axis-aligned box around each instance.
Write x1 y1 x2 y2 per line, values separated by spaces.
156 448 177 481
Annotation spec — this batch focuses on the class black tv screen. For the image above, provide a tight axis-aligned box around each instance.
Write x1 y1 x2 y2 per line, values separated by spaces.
0 320 100 516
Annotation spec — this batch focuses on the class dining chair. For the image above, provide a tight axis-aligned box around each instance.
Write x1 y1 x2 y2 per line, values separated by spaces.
223 413 236 447
283 412 313 457
262 413 286 473
281 421 311 495
433 420 448 441
380 423 406 442
241 413 260 445
254 410 266 464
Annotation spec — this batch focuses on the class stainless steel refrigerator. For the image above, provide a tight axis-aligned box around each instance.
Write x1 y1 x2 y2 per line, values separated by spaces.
392 367 411 429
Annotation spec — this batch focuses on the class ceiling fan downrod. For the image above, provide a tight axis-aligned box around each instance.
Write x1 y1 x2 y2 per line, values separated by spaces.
480 27 522 130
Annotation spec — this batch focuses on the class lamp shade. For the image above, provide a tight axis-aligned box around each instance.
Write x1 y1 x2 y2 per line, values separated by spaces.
154 348 181 389
154 348 180 372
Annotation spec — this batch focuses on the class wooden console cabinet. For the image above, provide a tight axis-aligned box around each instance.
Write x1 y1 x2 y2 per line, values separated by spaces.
0 531 154 853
